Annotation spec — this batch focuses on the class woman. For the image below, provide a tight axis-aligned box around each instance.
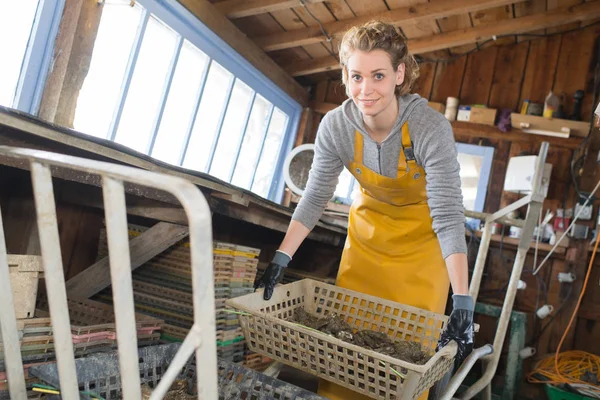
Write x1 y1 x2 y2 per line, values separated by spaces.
255 20 474 400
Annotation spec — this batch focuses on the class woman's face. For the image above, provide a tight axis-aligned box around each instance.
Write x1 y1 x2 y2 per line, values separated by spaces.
346 49 405 118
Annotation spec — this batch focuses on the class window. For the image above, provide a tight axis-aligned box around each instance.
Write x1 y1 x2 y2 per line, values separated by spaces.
0 0 64 113
333 169 358 205
71 0 301 202
456 143 494 213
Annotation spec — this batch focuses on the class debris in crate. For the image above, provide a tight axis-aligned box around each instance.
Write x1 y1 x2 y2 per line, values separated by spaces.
141 379 195 400
290 308 431 365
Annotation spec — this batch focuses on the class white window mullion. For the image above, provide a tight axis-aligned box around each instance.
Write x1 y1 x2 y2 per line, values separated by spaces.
248 104 275 190
107 9 149 141
13 0 65 114
228 91 257 183
178 57 212 166
204 76 236 173
146 34 183 155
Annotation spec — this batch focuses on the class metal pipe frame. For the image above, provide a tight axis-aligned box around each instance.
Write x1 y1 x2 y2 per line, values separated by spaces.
0 146 217 400
439 142 550 400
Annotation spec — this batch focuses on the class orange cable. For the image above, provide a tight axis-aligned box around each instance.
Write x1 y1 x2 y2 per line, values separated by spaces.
554 232 600 383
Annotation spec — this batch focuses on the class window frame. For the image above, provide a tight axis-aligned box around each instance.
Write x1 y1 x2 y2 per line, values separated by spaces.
125 0 303 203
11 0 65 114
455 142 495 213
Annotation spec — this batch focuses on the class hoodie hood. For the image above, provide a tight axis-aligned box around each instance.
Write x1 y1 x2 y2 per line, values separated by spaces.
341 93 428 142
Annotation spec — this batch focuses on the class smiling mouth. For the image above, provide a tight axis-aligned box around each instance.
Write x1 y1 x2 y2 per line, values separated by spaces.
359 99 379 106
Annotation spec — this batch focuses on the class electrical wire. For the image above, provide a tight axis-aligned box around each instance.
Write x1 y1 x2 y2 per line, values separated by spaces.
298 0 338 60
527 284 573 347
527 223 600 397
534 179 600 275
528 351 600 398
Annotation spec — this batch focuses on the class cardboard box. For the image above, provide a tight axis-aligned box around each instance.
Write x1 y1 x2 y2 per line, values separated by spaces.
454 106 497 126
428 101 445 113
469 107 497 126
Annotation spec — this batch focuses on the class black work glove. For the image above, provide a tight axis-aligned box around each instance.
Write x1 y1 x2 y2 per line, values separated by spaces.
253 250 291 300
436 294 474 369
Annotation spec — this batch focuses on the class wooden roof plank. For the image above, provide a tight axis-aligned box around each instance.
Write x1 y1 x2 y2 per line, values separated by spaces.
215 0 328 19
254 0 526 51
269 8 332 59
470 4 515 48
546 0 583 34
285 1 600 76
436 13 478 54
514 0 547 41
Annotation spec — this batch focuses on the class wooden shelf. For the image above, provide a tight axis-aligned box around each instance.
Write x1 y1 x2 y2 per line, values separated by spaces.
451 120 584 150
466 229 566 255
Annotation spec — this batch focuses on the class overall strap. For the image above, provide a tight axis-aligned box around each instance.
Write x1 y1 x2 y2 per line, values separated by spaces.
401 122 418 167
353 130 364 164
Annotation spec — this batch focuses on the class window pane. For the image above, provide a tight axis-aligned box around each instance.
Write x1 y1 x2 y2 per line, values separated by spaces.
0 0 39 107
209 80 254 181
334 168 354 200
252 108 289 198
73 3 142 138
114 16 178 154
182 62 233 172
231 96 272 190
151 40 209 165
458 153 483 212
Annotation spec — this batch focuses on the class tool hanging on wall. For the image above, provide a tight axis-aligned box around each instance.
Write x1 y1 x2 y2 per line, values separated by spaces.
570 90 585 121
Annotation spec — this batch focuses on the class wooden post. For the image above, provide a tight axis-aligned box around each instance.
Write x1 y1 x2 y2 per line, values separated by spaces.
38 0 104 126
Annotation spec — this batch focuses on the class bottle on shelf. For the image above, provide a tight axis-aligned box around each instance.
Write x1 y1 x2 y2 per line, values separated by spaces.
543 90 560 119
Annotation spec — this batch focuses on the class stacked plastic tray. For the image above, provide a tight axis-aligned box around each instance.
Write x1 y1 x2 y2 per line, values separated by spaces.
0 298 162 398
95 224 270 368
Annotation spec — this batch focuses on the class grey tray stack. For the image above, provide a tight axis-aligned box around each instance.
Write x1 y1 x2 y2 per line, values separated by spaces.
28 343 325 400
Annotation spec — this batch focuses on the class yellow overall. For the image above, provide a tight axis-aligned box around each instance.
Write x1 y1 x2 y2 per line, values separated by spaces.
317 123 450 400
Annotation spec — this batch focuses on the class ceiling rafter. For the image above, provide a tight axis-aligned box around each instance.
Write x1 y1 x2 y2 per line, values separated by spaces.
214 0 328 19
253 0 528 52
283 1 600 76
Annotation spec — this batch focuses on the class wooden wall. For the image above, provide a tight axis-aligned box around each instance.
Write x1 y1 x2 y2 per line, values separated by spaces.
304 23 600 398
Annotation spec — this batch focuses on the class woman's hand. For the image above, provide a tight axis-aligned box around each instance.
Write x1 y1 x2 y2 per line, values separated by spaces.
437 294 474 369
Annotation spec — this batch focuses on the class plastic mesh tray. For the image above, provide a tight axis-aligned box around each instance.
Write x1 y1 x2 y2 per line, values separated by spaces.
29 343 325 400
226 279 457 400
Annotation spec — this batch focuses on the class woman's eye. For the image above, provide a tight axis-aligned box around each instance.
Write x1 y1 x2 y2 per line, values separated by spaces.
352 75 362 82
375 73 384 80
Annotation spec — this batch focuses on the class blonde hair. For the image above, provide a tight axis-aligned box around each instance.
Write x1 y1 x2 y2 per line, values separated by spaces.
339 20 419 97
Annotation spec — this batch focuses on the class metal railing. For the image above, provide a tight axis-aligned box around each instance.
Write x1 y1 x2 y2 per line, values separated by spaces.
0 146 217 400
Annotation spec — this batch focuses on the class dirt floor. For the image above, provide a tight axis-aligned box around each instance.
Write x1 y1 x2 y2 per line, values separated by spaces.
291 308 431 365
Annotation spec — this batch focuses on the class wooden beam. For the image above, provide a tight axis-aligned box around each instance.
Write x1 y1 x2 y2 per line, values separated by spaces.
215 0 327 19
309 101 339 114
176 0 308 105
284 1 600 76
207 197 345 246
66 222 189 299
255 0 526 52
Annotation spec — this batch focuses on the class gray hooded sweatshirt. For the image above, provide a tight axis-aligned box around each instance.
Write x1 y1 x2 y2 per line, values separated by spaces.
291 93 467 259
